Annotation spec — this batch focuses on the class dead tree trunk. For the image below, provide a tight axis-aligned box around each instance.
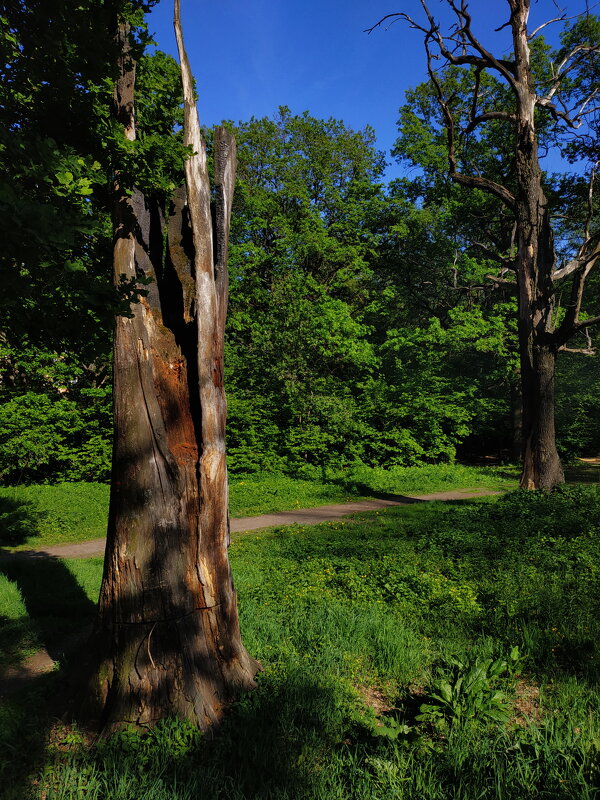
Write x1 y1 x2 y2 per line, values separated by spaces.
88 14 258 734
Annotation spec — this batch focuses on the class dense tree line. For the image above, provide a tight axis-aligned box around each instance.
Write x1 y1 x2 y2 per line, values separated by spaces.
1 2 599 486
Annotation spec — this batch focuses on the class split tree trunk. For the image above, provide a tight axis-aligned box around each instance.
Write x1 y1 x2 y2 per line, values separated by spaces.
88 17 258 734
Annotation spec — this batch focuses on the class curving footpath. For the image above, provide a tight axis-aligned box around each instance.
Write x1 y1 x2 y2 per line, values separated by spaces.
0 487 500 692
3 488 500 561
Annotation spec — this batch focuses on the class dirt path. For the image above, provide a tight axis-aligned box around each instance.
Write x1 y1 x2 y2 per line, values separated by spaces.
3 488 499 561
0 487 500 693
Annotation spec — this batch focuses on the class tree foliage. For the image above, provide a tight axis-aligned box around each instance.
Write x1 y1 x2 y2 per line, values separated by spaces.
2 5 600 485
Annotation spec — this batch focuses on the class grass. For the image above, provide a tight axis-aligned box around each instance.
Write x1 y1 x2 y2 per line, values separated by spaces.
0 464 519 549
0 484 599 798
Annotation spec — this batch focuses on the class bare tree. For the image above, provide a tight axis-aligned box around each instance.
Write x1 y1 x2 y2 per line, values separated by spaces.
87 4 259 733
371 0 600 489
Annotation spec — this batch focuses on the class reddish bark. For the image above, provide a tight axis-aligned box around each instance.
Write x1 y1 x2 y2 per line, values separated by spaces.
87 18 258 734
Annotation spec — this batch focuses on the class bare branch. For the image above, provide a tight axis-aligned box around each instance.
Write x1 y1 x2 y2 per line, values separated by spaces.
424 34 517 211
529 1 600 39
364 13 407 34
552 44 597 87
445 0 517 87
528 15 567 40
552 241 600 281
368 3 517 82
574 314 600 332
553 163 600 282
556 238 600 343
464 111 517 134
562 327 596 354
573 91 600 122
449 166 517 209
558 344 596 354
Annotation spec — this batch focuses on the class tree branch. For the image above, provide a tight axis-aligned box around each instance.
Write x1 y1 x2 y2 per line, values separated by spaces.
423 33 517 211
527 6 600 41
464 110 517 134
553 163 600 282
574 314 600 332
445 0 517 87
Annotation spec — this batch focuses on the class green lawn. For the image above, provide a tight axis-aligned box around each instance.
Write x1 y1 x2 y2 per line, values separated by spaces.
0 464 519 550
0 485 599 799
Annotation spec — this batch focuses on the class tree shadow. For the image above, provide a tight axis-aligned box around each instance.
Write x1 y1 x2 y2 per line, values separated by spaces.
62 672 347 799
564 462 600 484
0 550 97 798
0 552 96 662
0 495 45 548
323 473 425 503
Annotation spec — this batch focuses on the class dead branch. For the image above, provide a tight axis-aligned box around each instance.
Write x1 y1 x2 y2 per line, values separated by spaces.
464 111 517 134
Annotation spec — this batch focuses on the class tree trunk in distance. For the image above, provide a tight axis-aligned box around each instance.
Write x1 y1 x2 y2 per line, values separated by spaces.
511 1 564 490
519 342 564 489
86 16 258 735
510 371 523 463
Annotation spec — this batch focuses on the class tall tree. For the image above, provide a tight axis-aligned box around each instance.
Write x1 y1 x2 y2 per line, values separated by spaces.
225 109 386 472
87 1 258 732
373 0 600 489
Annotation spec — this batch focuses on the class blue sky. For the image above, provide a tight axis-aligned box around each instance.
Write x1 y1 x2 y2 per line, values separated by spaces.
147 0 587 180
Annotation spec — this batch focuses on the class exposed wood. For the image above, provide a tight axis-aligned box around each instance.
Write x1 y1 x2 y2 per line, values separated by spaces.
86 7 258 734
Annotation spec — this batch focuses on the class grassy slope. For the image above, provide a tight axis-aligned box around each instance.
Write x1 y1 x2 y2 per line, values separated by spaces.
1 486 599 799
0 464 519 550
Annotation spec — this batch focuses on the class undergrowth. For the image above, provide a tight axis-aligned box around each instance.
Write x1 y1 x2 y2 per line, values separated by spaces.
0 485 599 798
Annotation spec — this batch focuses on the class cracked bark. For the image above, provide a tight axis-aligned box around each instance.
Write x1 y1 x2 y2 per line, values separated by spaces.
85 17 258 734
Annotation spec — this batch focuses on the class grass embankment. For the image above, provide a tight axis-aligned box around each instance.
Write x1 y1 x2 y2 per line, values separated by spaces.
0 464 518 550
1 484 599 798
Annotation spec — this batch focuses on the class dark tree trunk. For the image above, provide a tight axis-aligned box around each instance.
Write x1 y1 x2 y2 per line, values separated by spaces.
519 341 564 489
513 187 563 488
510 370 522 463
511 5 564 490
86 18 258 734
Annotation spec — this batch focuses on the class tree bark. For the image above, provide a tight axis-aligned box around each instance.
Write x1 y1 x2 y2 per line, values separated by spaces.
510 371 522 463
510 0 564 489
87 17 258 734
519 342 563 488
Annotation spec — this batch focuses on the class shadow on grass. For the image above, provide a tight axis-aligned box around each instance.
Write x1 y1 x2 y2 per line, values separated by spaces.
350 484 424 502
0 550 97 798
0 495 44 548
60 672 347 800
0 552 95 661
564 463 600 484
2 667 348 799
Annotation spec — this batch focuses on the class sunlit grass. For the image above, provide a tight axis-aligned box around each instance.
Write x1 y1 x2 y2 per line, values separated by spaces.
0 464 519 549
1 486 599 798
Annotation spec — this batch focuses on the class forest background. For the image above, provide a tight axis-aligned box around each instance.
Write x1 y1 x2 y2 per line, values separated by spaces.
1 0 599 486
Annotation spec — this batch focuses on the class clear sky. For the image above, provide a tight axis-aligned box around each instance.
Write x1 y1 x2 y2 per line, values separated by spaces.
147 0 588 180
